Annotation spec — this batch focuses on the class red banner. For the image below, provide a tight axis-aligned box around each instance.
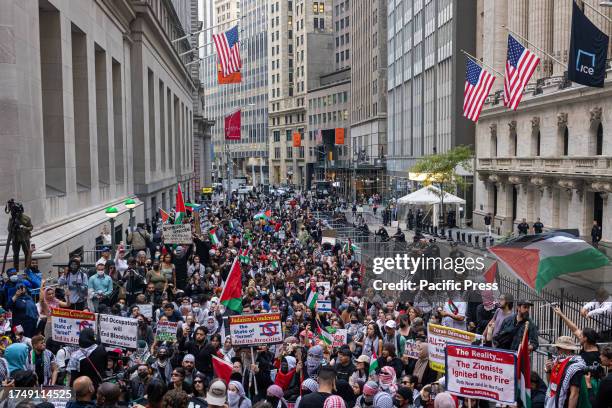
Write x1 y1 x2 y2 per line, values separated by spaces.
335 128 345 145
292 131 301 147
225 110 241 140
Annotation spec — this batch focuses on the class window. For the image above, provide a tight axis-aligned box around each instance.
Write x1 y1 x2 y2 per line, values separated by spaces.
287 147 293 158
319 3 324 13
597 123 603 155
288 30 293 39
335 5 339 15
286 130 292 141
336 21 339 31
345 16 349 26
336 37 339 47
288 1 292 10
345 49 349 59
274 147 281 158
314 18 319 29
274 131 280 142
313 2 319 14
320 18 324 29
299 146 305 158
289 44 293 53
340 19 344 29
563 127 569 156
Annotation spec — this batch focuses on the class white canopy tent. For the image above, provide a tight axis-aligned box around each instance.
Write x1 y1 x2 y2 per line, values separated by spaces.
397 185 466 227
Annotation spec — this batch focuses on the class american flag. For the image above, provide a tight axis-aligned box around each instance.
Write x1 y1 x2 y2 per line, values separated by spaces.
464 59 495 122
213 25 242 76
504 34 540 110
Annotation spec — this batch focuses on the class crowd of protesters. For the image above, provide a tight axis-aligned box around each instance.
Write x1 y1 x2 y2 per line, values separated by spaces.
0 189 610 408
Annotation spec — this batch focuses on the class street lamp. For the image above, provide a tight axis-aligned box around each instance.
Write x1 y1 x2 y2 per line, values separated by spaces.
105 207 119 257
125 198 136 232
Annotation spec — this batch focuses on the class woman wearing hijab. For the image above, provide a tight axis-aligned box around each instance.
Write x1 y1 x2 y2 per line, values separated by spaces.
266 384 288 408
228 380 252 408
66 328 108 388
4 343 28 376
38 286 70 337
221 337 236 362
204 316 220 337
406 340 438 389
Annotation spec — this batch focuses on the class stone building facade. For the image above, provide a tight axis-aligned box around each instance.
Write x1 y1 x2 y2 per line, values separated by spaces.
474 0 612 241
0 0 198 267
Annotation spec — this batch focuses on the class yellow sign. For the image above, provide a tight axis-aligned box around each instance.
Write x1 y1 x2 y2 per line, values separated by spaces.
202 187 213 194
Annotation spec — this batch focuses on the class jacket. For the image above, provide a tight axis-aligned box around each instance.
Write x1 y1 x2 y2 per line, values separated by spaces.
128 228 150 251
7 294 38 337
495 313 539 351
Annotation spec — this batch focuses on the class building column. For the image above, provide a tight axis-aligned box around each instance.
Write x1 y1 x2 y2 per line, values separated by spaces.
529 0 554 79
540 185 555 228
552 0 572 76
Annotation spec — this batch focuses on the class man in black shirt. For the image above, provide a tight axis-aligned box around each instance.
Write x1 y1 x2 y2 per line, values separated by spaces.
533 218 544 234
298 365 336 408
334 346 355 382
517 218 529 235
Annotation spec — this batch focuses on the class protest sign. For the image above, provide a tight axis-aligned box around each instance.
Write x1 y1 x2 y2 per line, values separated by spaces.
138 304 153 319
162 224 193 244
51 308 96 345
332 329 348 348
229 313 283 346
321 236 336 246
316 300 332 312
99 314 138 349
316 282 331 298
445 344 516 404
404 340 420 359
155 321 179 342
427 323 479 372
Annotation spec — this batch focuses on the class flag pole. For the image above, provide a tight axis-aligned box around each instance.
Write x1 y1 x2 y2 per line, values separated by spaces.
460 49 505 78
501 26 566 67
582 0 612 24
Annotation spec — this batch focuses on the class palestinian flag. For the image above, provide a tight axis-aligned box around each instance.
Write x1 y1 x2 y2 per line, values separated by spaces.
239 248 250 264
343 238 357 254
306 290 318 310
317 323 334 346
253 212 269 221
209 228 220 246
219 257 243 313
489 232 609 292
516 326 531 408
159 209 169 223
212 355 233 385
175 183 186 224
369 351 379 375
483 261 498 284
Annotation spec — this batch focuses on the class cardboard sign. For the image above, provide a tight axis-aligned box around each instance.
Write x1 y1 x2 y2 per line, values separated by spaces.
162 224 193 244
332 329 348 348
404 340 420 359
427 323 479 372
445 344 517 404
51 308 97 345
99 314 138 349
229 313 283 346
138 304 153 319
317 300 332 313
155 321 179 342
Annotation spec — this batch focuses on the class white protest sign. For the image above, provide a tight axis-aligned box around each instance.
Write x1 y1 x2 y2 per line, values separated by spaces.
316 300 332 312
51 308 97 345
332 329 348 348
427 323 479 373
446 344 516 404
138 304 153 319
321 236 336 246
162 224 193 244
315 282 331 298
405 340 420 359
229 313 283 346
155 321 179 342
99 314 138 349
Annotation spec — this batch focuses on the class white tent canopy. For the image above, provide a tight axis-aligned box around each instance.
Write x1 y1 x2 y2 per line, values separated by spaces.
397 186 466 227
397 185 466 205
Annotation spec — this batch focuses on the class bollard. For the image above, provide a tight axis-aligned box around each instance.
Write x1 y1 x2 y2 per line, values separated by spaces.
448 229 453 241
467 234 472 246
456 231 460 241
461 232 466 243
475 235 480 249
433 226 438 236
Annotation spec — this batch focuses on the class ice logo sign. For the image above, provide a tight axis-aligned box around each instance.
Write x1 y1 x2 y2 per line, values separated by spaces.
576 49 596 76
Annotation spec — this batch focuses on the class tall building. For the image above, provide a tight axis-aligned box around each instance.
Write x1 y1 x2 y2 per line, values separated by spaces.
305 0 352 196
0 0 197 268
386 0 476 201
268 0 334 187
201 0 269 186
474 0 612 241
350 0 388 200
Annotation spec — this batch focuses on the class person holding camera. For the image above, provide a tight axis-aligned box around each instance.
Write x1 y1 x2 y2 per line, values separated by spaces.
7 282 38 337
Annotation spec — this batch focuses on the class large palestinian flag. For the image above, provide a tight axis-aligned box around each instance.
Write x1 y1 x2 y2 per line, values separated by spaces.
489 232 609 292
